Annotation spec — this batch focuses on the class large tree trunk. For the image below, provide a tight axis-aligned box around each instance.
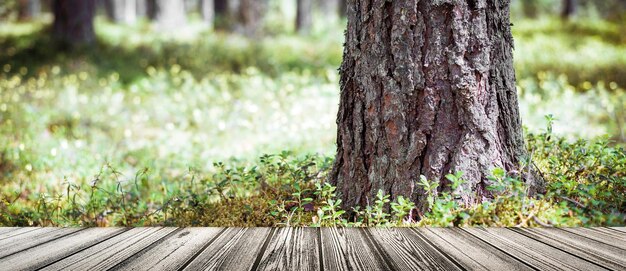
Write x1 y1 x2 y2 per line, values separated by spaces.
296 0 313 34
331 0 539 212
104 0 137 24
18 0 41 21
52 0 96 45
153 0 187 32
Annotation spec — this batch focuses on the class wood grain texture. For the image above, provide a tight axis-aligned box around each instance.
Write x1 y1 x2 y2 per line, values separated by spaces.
40 227 177 271
417 228 532 271
0 227 19 235
609 227 626 233
513 228 626 270
367 228 461 271
321 227 389 271
464 227 605 271
0 227 39 241
562 227 626 249
0 227 81 258
256 227 319 271
182 227 271 271
0 226 624 270
0 227 126 271
114 227 223 271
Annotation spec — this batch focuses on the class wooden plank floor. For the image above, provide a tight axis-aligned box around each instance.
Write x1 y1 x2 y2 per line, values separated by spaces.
0 227 624 271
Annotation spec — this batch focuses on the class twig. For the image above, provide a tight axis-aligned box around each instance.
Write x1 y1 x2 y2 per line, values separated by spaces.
560 196 587 210
533 216 553 227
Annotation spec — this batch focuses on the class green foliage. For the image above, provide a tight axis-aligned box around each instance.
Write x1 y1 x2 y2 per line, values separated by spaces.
1 15 625 227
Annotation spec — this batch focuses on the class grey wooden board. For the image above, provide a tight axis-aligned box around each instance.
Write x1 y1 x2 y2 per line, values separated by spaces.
1 227 625 270
418 227 533 270
182 227 271 270
256 227 319 271
464 227 606 271
609 227 626 233
40 227 177 271
367 228 461 271
562 227 626 249
0 227 81 258
0 227 40 241
0 227 19 235
113 227 223 271
0 227 126 271
321 227 389 270
514 228 626 270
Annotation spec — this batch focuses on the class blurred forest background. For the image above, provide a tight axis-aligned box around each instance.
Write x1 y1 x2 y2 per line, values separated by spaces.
0 0 624 227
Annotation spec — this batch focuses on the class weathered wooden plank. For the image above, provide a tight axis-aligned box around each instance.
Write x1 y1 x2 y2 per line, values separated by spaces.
562 227 626 249
367 228 461 271
593 227 626 238
514 228 626 270
0 227 82 258
321 227 389 271
182 227 271 271
256 227 319 271
465 227 605 271
0 227 39 241
113 227 223 271
417 228 532 271
40 227 177 271
0 227 19 235
0 227 126 271
609 227 626 233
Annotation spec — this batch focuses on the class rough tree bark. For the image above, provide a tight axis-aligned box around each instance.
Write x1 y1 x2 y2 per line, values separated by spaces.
152 0 187 32
331 0 540 212
52 0 96 45
104 0 137 24
296 0 313 34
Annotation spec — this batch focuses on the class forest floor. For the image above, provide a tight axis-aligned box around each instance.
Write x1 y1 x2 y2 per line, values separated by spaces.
0 16 624 227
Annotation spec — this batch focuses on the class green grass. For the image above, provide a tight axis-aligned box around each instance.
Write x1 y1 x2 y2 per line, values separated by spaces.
0 15 625 227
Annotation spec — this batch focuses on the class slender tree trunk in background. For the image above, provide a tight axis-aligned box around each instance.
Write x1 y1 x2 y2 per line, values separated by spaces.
18 0 41 20
561 0 576 19
338 0 347 17
104 0 137 24
184 0 198 13
52 0 96 45
522 0 539 18
296 0 313 34
136 0 147 18
214 0 234 30
331 0 540 212
318 0 339 21
153 0 187 32
235 0 266 37
146 0 157 20
200 0 215 27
